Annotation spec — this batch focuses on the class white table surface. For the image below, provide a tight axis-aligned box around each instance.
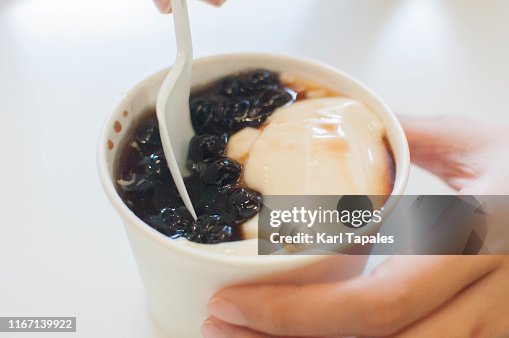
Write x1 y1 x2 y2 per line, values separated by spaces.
1 0 508 337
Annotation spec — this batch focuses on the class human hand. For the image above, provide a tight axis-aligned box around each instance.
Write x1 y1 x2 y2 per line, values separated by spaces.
201 116 509 338
399 115 509 195
153 0 225 14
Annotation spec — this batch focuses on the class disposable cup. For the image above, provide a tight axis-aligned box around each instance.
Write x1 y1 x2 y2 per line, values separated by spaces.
97 53 409 337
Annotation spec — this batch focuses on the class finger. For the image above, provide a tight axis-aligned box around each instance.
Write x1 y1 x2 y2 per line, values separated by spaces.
153 0 172 13
393 256 509 338
398 115 486 189
207 256 502 337
205 0 226 6
153 0 225 14
201 317 279 338
201 317 323 338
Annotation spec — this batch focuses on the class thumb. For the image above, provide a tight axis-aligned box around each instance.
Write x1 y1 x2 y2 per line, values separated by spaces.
398 115 486 190
206 256 500 337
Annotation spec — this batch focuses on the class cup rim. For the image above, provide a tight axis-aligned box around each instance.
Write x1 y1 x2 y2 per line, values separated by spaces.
97 52 410 266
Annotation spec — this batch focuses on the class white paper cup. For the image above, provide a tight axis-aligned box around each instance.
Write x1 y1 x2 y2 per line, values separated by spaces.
97 53 409 337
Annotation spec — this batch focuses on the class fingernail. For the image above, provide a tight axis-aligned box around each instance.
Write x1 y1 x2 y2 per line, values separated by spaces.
207 297 247 326
153 0 172 13
201 319 226 338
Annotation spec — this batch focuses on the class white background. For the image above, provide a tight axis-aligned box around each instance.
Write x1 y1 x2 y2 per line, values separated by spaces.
1 0 508 337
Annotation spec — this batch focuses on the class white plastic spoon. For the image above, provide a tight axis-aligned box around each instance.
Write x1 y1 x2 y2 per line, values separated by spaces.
156 0 197 219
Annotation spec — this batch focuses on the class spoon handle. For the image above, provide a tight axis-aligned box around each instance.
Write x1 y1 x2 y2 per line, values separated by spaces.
172 0 193 59
156 0 197 219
